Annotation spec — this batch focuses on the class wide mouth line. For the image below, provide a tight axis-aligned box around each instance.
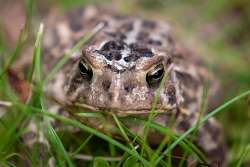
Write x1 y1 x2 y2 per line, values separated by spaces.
73 102 171 115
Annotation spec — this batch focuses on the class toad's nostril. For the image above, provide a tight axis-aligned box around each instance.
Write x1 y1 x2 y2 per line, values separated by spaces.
124 84 135 93
102 80 111 90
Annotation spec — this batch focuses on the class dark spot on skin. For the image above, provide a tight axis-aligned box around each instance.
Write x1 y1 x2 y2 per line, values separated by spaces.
124 84 135 93
117 33 126 40
129 66 136 71
161 33 174 45
67 72 86 95
113 52 122 60
105 32 126 40
166 58 172 65
148 39 162 46
101 41 115 51
67 82 79 95
102 20 109 27
167 35 174 44
205 145 226 163
69 20 83 32
106 32 126 40
113 14 128 20
97 40 126 61
105 52 114 61
137 48 153 57
175 71 198 88
178 119 191 131
124 53 140 62
105 32 116 37
101 40 125 51
108 92 113 101
122 22 134 32
97 50 122 61
172 146 187 166
105 52 113 61
167 85 176 105
195 122 226 164
73 73 84 84
23 131 36 141
102 80 111 91
142 20 156 29
129 43 153 58
137 31 149 41
128 43 138 50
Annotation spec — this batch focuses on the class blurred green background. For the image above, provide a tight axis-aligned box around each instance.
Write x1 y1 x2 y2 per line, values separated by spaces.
0 0 250 165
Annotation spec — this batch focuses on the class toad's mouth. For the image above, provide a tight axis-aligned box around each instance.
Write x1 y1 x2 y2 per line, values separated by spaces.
68 102 173 116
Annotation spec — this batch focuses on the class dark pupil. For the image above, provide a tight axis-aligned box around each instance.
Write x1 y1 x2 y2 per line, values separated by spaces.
146 64 164 87
78 60 93 81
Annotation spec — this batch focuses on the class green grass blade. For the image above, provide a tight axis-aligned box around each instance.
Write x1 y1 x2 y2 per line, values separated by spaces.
112 114 149 166
153 90 250 166
71 134 93 157
140 74 168 157
27 23 44 82
46 124 75 167
0 0 33 78
93 157 111 167
41 110 151 166
112 114 132 144
236 144 250 167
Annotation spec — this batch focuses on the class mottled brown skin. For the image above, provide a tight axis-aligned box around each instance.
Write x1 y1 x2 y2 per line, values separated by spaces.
25 6 227 166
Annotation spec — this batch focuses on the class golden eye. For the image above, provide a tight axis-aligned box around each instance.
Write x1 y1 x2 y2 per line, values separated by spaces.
78 59 93 81
146 64 164 87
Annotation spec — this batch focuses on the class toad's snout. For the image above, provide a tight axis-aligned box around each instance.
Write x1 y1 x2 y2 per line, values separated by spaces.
101 77 135 109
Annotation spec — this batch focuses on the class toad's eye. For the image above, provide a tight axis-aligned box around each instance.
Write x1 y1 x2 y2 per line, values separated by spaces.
78 59 93 81
146 64 165 87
